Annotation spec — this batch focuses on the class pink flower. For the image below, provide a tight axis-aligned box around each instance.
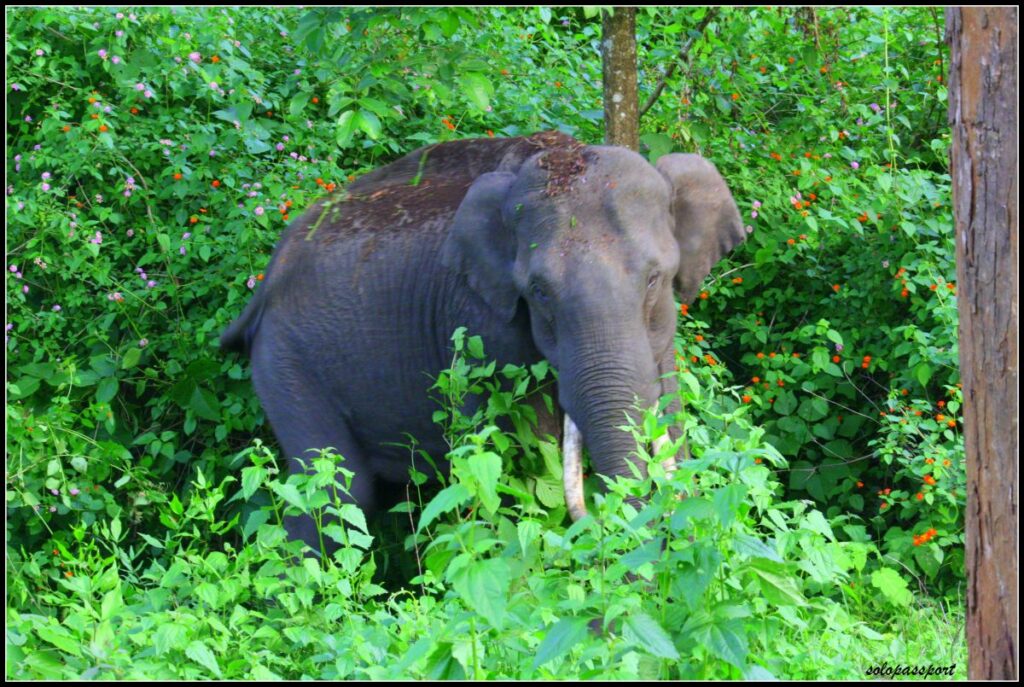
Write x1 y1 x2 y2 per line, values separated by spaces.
850 161 860 170
98 49 108 59
189 51 201 63
254 206 265 216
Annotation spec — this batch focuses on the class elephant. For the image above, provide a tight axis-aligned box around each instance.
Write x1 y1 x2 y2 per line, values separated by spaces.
221 130 745 551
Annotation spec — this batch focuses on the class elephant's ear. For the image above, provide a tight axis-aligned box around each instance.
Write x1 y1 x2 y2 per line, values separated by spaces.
656 154 746 303
441 171 520 321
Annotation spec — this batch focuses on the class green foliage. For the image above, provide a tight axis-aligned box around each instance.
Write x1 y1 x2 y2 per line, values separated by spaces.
7 6 964 679
6 336 966 679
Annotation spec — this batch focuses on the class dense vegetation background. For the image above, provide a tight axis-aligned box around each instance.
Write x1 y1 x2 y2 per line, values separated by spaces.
6 7 964 679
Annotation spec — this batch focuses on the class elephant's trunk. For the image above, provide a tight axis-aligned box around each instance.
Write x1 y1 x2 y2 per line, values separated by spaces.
556 334 669 520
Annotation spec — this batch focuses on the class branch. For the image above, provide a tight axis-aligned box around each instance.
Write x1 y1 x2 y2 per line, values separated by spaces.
639 8 720 119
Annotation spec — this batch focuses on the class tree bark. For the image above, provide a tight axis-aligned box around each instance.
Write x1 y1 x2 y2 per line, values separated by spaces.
601 7 638 151
947 7 1018 681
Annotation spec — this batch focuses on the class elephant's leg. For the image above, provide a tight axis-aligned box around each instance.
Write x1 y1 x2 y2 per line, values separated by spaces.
254 367 376 556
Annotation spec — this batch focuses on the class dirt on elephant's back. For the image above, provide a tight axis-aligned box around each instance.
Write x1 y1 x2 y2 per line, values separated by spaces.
303 177 473 244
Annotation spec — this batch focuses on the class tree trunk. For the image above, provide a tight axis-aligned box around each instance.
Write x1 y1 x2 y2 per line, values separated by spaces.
947 7 1018 681
601 7 638 151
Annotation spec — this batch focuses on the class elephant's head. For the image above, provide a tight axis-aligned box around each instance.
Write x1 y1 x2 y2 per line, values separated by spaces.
441 136 745 518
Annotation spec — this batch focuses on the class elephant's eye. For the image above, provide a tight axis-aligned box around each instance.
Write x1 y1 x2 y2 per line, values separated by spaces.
530 282 549 304
647 273 660 291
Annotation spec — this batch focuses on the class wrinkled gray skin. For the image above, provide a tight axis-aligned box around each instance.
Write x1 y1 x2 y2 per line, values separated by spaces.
221 131 745 552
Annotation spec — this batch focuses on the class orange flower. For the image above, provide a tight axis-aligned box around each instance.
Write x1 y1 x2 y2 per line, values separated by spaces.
924 475 937 486
63 125 71 132
792 352 800 358
777 379 784 387
856 481 864 488
788 56 795 64
947 420 956 428
487 130 494 137
731 93 739 101
756 352 765 359
212 180 220 188
679 304 689 316
804 152 812 158
832 355 840 363
916 492 924 501
312 96 319 104
130 107 139 115
787 238 796 246
500 69 509 76
699 291 708 300
256 273 264 281
732 277 743 284
832 284 841 293
768 352 776 359
901 288 909 298
752 376 760 383
759 66 766 74
99 124 108 132
901 388 909 396
770 152 782 161
742 394 752 403
695 334 704 342
88 96 97 104
820 66 828 74
173 173 182 180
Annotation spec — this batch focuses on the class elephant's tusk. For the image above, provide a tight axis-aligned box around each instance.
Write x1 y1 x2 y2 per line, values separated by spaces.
562 414 589 522
654 433 677 475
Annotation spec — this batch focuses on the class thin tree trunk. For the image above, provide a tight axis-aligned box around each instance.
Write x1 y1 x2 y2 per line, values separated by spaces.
602 7 638 151
947 6 1018 681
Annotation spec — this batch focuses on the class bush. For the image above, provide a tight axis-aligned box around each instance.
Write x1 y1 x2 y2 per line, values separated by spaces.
7 6 964 678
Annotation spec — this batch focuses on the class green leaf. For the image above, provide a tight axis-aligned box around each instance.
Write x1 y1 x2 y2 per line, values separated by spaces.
35 622 83 657
417 484 470 532
289 93 307 118
96 377 118 403
749 559 806 606
870 567 913 608
121 347 141 370
459 72 493 111
915 362 933 387
623 613 679 660
468 451 502 513
466 335 485 359
451 558 510 630
185 640 223 678
240 466 266 501
732 533 782 562
534 616 591 668
189 387 220 422
153 622 188 655
336 110 359 148
357 110 381 139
